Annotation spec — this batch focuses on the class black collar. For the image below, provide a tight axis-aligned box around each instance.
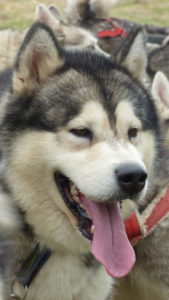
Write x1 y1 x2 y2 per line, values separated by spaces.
15 244 52 288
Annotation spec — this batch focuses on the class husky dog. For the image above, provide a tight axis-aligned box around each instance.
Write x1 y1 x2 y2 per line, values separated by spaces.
36 3 107 53
64 0 166 56
65 0 124 55
151 71 169 150
0 21 166 300
65 0 118 24
0 3 106 72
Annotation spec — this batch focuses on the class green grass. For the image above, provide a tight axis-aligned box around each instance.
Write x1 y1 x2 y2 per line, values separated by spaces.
0 0 66 29
112 0 169 27
0 0 169 30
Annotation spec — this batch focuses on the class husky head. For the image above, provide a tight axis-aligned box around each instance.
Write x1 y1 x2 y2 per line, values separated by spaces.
35 3 106 54
0 23 161 278
152 71 169 150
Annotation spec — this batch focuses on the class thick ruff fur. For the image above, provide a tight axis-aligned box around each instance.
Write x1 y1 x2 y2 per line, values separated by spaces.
0 22 168 299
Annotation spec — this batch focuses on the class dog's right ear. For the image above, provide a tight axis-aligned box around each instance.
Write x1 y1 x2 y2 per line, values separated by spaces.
13 22 65 95
112 26 147 85
151 71 169 114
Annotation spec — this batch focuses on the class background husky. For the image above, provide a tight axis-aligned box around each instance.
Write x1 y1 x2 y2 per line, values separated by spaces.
65 0 118 24
0 2 106 72
65 0 168 56
36 3 107 53
65 0 124 55
0 21 165 299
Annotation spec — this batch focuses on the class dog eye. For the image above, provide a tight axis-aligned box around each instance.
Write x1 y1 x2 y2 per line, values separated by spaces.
70 128 93 140
128 128 138 139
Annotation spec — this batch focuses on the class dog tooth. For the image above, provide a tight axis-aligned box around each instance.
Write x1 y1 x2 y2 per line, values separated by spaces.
73 195 81 204
79 203 85 209
91 225 95 234
69 182 74 189
70 184 78 196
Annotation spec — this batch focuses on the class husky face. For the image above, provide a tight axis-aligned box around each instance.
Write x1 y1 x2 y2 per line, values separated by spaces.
0 23 161 263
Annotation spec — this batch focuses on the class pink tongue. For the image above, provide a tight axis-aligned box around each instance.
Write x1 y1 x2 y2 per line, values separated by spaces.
80 195 136 278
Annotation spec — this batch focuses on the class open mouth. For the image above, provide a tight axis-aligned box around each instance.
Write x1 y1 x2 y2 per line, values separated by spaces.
54 172 94 240
54 171 136 279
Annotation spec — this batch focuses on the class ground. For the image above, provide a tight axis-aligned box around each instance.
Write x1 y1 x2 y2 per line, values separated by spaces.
0 0 169 30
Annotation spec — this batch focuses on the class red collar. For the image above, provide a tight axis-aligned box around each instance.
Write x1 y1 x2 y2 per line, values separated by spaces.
125 188 169 246
97 18 127 39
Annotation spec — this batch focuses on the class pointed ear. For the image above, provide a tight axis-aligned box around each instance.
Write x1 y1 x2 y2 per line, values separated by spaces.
49 5 65 23
151 71 169 114
35 4 59 27
112 26 147 85
35 4 65 40
13 22 64 95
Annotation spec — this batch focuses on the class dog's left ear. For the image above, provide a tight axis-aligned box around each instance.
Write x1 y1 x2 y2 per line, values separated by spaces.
112 26 147 85
13 22 64 95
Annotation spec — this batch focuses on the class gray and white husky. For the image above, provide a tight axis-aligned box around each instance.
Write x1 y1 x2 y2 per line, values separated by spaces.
0 21 168 300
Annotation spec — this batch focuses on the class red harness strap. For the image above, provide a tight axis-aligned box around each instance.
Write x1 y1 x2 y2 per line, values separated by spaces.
145 189 169 231
97 18 127 39
125 212 142 246
125 189 169 246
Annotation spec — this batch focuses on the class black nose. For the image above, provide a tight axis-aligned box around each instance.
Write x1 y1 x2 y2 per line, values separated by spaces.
116 164 147 195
